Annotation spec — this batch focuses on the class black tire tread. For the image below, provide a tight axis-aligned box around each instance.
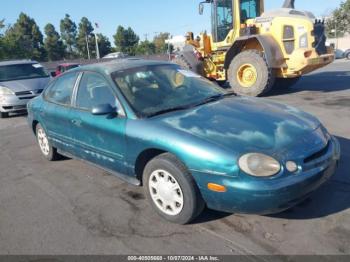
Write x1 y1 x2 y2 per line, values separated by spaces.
227 50 275 97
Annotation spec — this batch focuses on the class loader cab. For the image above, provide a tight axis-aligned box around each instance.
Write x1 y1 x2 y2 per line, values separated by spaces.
207 0 263 43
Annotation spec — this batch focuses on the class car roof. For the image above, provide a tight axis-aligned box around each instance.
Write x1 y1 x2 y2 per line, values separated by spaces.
76 58 174 75
0 60 38 66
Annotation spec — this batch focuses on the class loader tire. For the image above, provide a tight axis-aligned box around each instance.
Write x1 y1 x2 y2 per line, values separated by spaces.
173 45 204 76
227 50 275 97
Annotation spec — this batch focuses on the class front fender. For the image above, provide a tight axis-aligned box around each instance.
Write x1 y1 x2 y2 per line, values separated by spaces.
224 35 286 69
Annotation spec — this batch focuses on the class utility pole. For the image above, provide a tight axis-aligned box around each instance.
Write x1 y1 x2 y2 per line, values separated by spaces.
94 33 100 59
167 35 172 61
335 22 338 50
85 34 91 60
94 23 101 59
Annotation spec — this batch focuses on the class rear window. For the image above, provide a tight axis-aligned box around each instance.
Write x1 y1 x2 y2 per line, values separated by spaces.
0 63 49 82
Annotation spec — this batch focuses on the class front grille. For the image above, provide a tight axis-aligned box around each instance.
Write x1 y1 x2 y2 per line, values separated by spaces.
14 90 42 100
304 142 330 163
3 105 27 110
18 96 36 100
283 25 295 54
302 140 332 172
15 89 43 96
15 91 32 96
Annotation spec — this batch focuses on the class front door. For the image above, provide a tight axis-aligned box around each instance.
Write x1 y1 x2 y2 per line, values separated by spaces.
40 72 79 153
70 71 127 174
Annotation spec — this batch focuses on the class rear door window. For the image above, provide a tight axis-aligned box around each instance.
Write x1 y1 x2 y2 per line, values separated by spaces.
75 72 118 110
45 72 79 106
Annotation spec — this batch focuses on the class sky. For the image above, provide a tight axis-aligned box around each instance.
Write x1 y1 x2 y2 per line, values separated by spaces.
1 0 343 46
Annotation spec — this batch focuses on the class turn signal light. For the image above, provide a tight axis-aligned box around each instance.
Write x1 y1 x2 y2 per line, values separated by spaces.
207 183 227 193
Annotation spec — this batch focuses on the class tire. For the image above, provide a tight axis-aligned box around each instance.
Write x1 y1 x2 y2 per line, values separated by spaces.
274 77 301 89
143 153 205 224
0 112 9 118
36 123 60 161
346 52 350 60
227 50 275 97
172 45 204 76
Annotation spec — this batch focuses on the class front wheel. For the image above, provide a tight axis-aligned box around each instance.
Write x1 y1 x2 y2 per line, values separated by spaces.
143 153 205 224
227 50 275 97
346 52 350 60
0 112 9 118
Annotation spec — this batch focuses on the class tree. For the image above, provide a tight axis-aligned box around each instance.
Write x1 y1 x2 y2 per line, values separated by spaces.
113 26 139 56
326 0 350 38
135 40 156 55
76 17 95 59
44 23 65 61
96 33 112 57
0 19 4 31
153 32 171 54
0 19 6 59
2 13 46 60
60 14 77 58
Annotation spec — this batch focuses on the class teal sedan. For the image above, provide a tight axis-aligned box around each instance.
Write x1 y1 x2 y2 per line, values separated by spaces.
27 59 341 224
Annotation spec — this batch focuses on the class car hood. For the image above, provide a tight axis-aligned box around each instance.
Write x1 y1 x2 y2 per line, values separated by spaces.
155 96 321 154
0 77 50 92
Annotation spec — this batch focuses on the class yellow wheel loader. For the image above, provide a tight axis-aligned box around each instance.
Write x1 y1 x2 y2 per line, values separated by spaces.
173 0 334 96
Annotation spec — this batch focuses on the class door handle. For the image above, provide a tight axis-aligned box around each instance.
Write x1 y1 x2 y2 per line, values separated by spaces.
71 119 82 126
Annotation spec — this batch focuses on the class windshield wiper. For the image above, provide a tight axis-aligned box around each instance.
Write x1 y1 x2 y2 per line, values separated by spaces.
146 92 236 118
195 92 236 106
147 105 194 117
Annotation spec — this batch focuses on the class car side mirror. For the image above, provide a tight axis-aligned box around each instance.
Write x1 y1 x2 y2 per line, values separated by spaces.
91 104 116 116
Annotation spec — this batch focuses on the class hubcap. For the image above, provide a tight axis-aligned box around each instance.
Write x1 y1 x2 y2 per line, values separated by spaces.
237 63 258 88
148 170 184 216
37 128 50 156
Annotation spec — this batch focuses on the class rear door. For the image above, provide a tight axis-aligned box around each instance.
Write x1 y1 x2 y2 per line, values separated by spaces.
70 71 127 174
40 72 80 154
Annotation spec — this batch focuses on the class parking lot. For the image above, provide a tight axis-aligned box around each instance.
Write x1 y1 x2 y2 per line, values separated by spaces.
0 59 349 255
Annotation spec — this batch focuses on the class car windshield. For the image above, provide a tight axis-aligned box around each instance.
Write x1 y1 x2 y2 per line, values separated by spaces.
111 64 230 117
0 63 49 82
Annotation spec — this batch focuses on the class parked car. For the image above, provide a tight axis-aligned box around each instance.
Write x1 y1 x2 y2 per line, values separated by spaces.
53 63 80 77
334 49 345 59
102 52 127 59
344 49 350 60
27 59 341 224
0 60 50 118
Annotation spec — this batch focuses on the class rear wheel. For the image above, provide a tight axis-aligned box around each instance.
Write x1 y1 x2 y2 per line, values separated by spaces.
143 153 205 224
227 50 275 97
36 123 60 161
346 52 350 60
172 45 204 76
0 112 9 118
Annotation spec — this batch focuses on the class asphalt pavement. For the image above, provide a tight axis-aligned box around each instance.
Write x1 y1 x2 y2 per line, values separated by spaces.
0 59 349 255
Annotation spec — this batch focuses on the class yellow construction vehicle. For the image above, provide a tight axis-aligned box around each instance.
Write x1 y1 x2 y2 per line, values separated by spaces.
173 0 334 96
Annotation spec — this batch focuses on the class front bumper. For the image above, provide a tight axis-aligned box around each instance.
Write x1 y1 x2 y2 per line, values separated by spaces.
0 91 41 113
192 136 340 214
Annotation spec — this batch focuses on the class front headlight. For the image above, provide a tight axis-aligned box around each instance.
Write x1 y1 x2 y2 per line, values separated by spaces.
238 153 281 177
0 86 15 95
